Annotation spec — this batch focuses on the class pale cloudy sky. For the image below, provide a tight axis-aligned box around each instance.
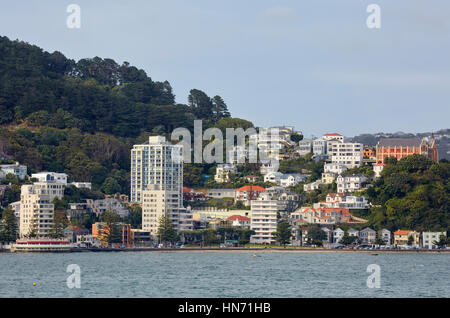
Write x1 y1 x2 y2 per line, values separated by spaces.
0 0 449 137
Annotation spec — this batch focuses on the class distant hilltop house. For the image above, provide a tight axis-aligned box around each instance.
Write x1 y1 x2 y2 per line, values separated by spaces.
0 162 27 180
313 193 370 210
376 136 438 164
336 174 368 194
214 164 237 183
264 171 307 187
31 172 91 189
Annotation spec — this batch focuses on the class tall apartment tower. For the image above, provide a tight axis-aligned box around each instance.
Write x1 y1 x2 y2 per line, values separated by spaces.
19 182 65 238
130 136 183 203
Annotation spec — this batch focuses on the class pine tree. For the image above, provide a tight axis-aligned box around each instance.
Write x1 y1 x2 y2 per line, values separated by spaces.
157 213 178 246
49 209 68 239
0 208 18 243
272 220 292 247
101 210 122 245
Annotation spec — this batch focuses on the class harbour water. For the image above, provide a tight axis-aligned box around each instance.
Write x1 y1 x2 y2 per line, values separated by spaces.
0 251 448 298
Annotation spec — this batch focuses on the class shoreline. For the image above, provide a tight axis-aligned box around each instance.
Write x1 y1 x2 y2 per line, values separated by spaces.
2 247 449 254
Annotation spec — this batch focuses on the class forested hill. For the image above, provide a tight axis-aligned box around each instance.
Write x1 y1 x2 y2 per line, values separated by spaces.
0 35 232 137
0 36 252 197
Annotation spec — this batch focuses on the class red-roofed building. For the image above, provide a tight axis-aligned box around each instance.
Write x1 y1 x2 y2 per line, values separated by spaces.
235 186 266 205
394 230 420 246
228 215 251 229
290 206 365 225
322 133 344 142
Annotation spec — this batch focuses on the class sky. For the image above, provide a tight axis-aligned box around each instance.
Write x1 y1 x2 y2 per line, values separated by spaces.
0 0 449 138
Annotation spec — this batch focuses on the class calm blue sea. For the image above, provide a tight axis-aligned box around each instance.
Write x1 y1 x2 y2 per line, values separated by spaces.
0 251 448 298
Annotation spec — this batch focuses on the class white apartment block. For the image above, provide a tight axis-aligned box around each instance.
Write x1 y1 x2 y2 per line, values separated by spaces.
142 185 192 237
19 182 65 238
422 232 446 249
130 136 183 203
250 193 278 244
336 174 368 193
329 142 363 169
31 172 68 185
214 164 237 183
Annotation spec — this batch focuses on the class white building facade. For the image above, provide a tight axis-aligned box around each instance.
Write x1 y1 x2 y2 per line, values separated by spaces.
19 182 65 238
130 136 183 203
250 194 278 244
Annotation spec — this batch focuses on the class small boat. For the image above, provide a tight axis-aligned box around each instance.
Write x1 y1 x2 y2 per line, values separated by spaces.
252 253 261 257
371 253 379 256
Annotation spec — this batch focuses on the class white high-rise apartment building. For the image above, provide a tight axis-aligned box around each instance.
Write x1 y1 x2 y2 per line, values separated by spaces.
141 185 192 238
130 136 183 203
250 193 278 244
19 182 65 238
329 142 363 169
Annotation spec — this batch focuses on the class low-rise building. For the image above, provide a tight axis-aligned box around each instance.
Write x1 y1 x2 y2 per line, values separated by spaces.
92 222 132 247
298 139 313 156
373 163 385 178
359 227 376 245
348 228 359 237
86 198 129 218
31 172 68 185
324 163 348 175
64 226 89 243
422 232 446 249
336 174 368 193
206 188 236 200
69 182 92 190
228 215 251 229
0 162 27 180
303 180 324 192
214 164 237 183
394 230 420 247
315 193 369 210
191 207 249 220
264 172 307 187
235 185 266 206
333 228 345 243
291 207 360 225
380 228 391 245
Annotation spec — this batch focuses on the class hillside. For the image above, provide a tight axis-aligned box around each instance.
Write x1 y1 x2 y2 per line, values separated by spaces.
0 35 248 200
